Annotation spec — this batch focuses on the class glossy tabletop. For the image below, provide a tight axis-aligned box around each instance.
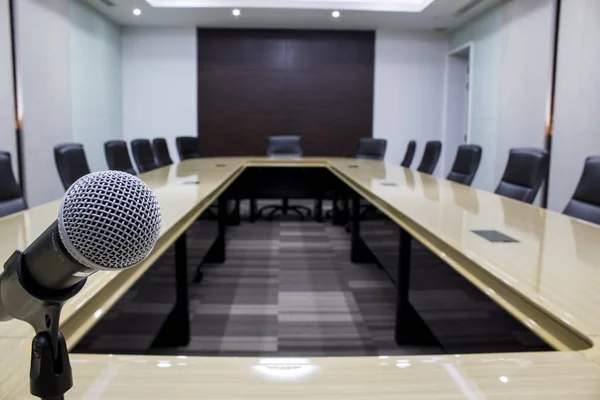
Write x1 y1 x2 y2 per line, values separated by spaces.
2 157 600 399
3 346 600 400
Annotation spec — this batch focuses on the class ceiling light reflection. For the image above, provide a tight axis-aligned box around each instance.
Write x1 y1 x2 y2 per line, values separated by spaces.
253 358 317 381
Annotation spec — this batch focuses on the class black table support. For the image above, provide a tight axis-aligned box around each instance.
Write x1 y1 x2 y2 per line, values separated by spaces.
195 196 228 282
206 196 227 264
314 198 323 222
393 228 441 347
350 193 376 264
228 199 241 226
396 228 412 314
153 195 229 348
151 232 191 348
249 198 258 222
332 194 350 226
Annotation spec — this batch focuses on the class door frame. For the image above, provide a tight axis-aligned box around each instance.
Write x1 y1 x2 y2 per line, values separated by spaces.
442 42 474 174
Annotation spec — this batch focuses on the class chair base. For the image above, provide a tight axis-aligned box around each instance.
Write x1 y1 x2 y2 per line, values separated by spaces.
360 205 379 218
258 205 312 220
255 198 312 220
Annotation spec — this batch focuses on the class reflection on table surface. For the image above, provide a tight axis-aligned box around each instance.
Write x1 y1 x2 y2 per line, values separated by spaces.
2 158 600 398
3 346 600 399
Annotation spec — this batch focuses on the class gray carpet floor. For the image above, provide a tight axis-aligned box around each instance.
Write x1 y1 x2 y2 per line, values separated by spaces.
74 204 550 356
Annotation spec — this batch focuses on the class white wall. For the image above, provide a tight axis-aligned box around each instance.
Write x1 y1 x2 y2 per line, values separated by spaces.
450 6 502 191
14 0 122 206
495 0 554 191
450 0 554 192
121 28 197 161
549 0 600 211
16 0 72 206
124 28 446 169
0 0 16 176
372 30 447 175
69 0 122 172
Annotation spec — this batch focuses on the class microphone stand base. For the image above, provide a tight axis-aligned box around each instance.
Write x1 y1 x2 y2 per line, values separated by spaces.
30 330 73 400
1 251 80 399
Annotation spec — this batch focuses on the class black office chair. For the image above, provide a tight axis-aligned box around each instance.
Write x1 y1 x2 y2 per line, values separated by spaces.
401 140 416 168
256 136 312 219
176 136 201 161
153 138 173 167
563 156 600 224
54 143 91 191
0 151 26 218
105 140 137 175
131 139 160 173
446 145 482 186
417 141 442 174
495 148 549 204
266 135 304 158
356 138 387 160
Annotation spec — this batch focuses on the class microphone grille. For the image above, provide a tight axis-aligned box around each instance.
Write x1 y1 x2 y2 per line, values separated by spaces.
58 171 162 270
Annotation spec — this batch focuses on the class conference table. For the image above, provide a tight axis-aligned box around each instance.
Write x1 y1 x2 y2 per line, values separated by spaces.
2 157 600 399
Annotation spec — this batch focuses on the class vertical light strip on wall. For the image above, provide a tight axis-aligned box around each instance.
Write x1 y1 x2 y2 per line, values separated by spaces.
542 0 562 208
8 0 24 200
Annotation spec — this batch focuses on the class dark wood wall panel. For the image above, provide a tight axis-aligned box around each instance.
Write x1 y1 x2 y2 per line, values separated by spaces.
197 29 375 157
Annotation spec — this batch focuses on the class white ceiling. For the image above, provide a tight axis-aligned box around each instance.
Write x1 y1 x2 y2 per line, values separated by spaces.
146 0 437 13
80 0 503 31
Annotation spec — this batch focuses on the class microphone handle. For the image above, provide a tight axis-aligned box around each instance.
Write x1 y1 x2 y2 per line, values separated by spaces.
23 221 95 291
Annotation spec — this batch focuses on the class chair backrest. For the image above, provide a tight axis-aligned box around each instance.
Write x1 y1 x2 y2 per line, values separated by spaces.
356 138 387 160
153 138 173 167
0 151 26 218
446 144 482 187
131 139 159 173
417 141 442 174
401 140 416 168
266 136 303 157
176 136 201 161
564 156 600 224
495 148 549 204
105 140 137 175
54 143 91 191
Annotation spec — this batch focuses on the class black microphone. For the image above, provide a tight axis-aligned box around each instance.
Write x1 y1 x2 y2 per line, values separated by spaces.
0 170 162 323
0 170 162 400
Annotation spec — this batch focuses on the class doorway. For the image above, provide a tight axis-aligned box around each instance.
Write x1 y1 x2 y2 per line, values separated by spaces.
444 43 473 175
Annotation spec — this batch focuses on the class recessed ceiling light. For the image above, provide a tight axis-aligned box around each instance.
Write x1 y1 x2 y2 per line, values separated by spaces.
232 8 241 17
332 10 341 18
133 8 142 16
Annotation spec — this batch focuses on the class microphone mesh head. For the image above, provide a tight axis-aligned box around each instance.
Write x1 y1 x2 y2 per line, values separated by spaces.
58 171 162 270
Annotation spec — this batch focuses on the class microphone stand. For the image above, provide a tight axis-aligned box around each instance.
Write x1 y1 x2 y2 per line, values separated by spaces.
30 318 72 400
1 251 85 400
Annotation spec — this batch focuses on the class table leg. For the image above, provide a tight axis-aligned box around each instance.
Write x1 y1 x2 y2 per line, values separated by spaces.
230 198 241 226
151 232 191 348
332 193 349 226
351 193 375 263
250 198 258 222
396 228 412 323
394 228 441 347
202 196 227 265
315 198 323 222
